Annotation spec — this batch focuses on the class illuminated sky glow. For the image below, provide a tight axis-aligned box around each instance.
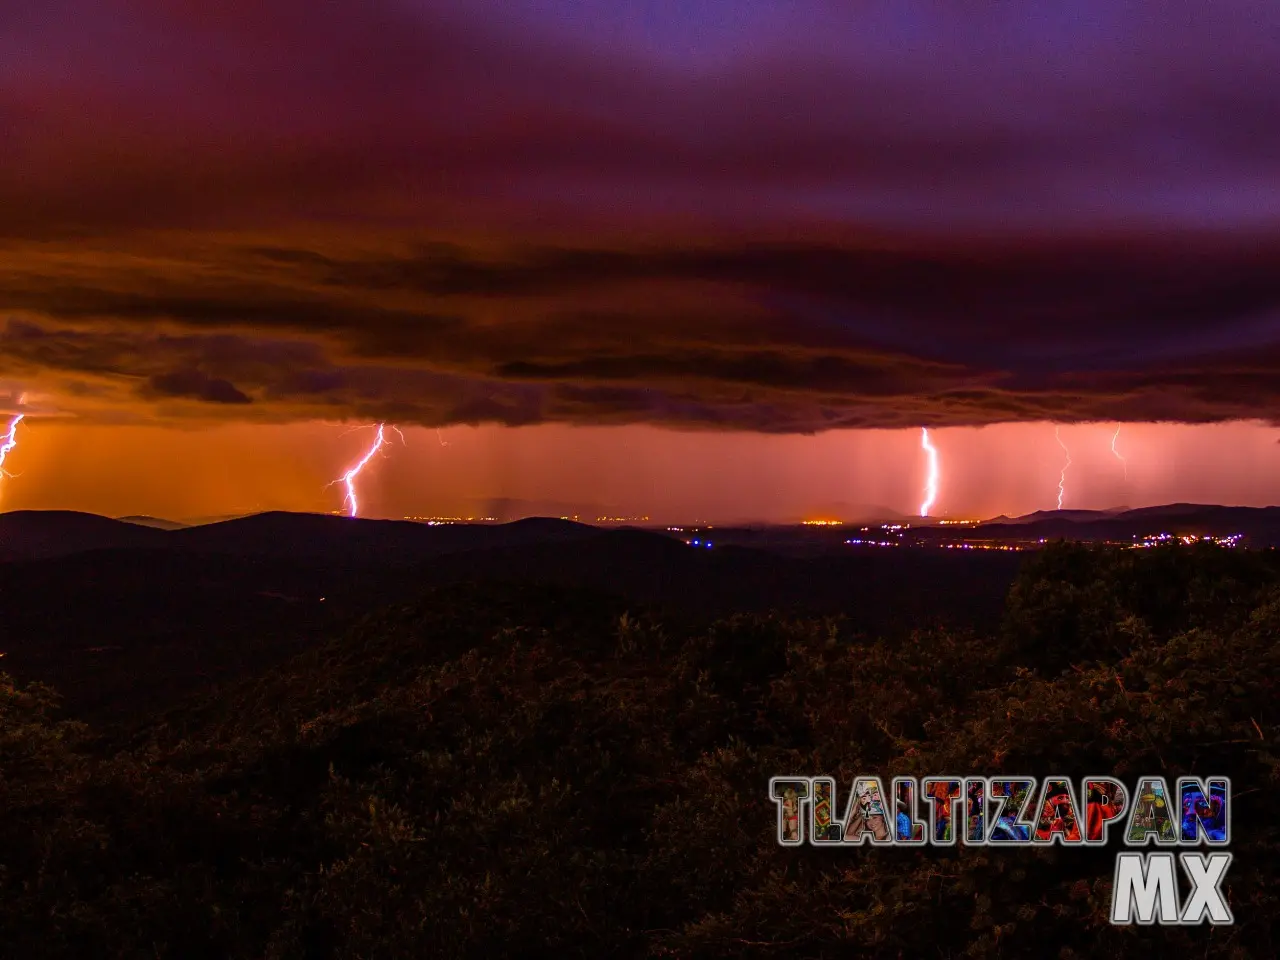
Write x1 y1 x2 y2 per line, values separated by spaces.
1 419 1277 523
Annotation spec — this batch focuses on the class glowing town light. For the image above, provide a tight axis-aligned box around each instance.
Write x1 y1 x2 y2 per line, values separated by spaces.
1055 425 1072 510
920 427 939 517
334 423 388 517
1111 423 1128 480
0 413 23 479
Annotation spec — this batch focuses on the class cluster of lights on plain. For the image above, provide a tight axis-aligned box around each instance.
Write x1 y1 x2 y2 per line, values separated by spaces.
843 527 1244 551
1134 532 1242 548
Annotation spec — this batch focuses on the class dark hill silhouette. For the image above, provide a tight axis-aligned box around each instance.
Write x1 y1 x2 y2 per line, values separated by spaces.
0 510 169 560
169 512 602 563
10 504 1280 564
1120 502 1280 520
999 508 1116 524
117 515 189 530
901 503 1280 547
1121 502 1221 517
0 510 605 564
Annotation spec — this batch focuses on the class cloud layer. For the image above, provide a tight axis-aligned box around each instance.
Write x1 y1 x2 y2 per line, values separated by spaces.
2 1 1279 430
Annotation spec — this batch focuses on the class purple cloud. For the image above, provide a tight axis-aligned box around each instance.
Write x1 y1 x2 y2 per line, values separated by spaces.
0 1 1278 430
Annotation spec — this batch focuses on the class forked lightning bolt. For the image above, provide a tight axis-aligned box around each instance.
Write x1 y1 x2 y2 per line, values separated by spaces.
920 427 939 517
333 423 389 517
1111 424 1128 480
1055 425 1072 510
0 414 23 479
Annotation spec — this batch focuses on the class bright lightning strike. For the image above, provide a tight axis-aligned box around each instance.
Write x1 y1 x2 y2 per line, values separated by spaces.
1111 423 1128 480
1055 425 1072 510
920 427 939 517
0 413 23 479
333 423 389 517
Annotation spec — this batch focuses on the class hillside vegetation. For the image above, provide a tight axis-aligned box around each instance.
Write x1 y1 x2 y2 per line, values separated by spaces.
2 543 1278 958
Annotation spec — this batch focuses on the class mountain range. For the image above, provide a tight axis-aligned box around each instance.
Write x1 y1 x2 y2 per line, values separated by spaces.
3 502 1279 565
0 510 598 563
910 503 1280 546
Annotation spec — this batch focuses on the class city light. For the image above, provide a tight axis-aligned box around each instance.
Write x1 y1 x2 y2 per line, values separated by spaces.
404 516 500 524
1131 532 1242 549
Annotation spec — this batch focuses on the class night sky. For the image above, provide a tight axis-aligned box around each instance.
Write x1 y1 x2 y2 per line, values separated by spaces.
3 1 1280 521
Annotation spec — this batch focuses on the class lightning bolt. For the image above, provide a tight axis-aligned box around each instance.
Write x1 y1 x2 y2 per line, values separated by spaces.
1111 423 1128 480
436 428 449 447
332 423 389 517
0 413 23 479
920 427 939 517
1055 425 1072 510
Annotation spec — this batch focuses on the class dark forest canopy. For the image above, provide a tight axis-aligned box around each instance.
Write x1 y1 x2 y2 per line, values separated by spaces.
2 542 1279 958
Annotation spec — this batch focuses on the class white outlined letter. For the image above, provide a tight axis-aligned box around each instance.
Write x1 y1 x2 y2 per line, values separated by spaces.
1111 853 1178 925
1180 853 1233 925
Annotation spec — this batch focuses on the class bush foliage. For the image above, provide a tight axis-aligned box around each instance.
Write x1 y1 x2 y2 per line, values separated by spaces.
2 546 1278 957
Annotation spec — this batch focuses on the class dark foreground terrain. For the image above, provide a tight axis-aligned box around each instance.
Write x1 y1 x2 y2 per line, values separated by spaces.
2 524 1278 957
0 513 1019 720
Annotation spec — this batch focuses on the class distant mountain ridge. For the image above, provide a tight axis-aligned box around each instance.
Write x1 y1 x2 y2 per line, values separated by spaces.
117 515 190 530
930 503 1280 547
990 508 1126 525
0 510 607 562
0 511 170 560
6 503 1280 564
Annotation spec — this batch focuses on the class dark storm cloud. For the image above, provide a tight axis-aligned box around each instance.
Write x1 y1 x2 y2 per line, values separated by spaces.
1 1 1280 429
143 370 252 405
5 0 1280 234
497 349 951 399
3 232 1280 429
